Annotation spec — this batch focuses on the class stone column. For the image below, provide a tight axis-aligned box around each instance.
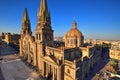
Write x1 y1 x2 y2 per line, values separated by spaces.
46 63 48 77
37 43 43 73
27 52 30 63
38 34 39 40
52 67 55 80
19 40 23 57
57 66 61 80
42 61 45 77
33 46 37 66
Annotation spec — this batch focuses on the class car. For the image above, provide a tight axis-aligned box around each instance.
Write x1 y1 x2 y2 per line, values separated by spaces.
0 58 3 60
110 77 120 80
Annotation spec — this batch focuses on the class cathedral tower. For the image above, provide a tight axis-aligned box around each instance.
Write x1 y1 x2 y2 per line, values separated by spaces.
20 8 32 37
35 0 53 43
20 8 32 57
35 0 53 75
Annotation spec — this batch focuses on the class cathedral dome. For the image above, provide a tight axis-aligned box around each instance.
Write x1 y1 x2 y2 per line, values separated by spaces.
63 21 84 48
65 21 83 38
66 28 82 38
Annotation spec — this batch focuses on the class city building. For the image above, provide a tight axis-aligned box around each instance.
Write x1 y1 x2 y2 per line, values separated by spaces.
110 44 120 60
19 0 104 80
1 32 5 39
0 32 5 41
5 33 20 44
0 36 2 45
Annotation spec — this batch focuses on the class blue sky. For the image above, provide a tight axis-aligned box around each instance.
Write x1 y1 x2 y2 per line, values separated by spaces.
0 0 120 40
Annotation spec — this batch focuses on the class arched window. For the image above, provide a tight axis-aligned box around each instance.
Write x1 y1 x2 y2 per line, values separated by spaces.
74 39 77 45
111 52 113 55
76 39 77 45
67 69 70 74
71 39 73 44
118 53 120 56
36 34 38 40
69 53 71 59
67 39 69 44
39 34 41 40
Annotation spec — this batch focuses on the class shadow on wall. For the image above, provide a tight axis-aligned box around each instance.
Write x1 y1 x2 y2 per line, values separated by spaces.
85 46 110 80
8 42 19 52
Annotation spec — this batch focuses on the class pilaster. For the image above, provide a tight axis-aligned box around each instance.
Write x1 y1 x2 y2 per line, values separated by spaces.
57 66 61 80
19 39 23 57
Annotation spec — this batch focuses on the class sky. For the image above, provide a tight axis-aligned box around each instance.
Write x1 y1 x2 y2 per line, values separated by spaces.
0 0 120 40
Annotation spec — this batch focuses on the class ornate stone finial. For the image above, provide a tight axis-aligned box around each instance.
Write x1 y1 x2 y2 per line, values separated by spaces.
72 20 77 29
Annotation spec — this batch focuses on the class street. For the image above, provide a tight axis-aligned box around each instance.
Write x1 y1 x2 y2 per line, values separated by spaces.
0 54 41 80
92 59 111 80
0 43 18 55
0 43 43 80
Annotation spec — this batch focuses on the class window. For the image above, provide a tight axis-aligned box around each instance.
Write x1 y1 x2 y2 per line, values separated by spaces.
36 34 38 40
69 53 71 59
79 52 82 57
37 34 39 40
71 39 73 44
67 69 70 74
76 39 77 45
39 34 41 40
111 52 112 55
67 39 69 44
74 39 77 44
118 53 120 56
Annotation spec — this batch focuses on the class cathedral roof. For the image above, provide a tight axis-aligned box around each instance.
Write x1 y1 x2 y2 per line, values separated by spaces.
65 21 83 38
42 56 57 65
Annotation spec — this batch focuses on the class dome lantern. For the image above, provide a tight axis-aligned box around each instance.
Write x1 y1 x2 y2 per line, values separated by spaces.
72 20 77 29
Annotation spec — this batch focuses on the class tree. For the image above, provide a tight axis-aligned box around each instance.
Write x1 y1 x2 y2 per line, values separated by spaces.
110 61 117 67
106 65 117 74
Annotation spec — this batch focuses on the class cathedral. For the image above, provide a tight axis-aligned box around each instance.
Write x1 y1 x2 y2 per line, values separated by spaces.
19 0 103 80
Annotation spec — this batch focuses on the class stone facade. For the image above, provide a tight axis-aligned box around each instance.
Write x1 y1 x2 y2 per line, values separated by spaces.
19 0 103 80
110 43 120 60
5 33 20 44
0 32 5 39
110 49 120 60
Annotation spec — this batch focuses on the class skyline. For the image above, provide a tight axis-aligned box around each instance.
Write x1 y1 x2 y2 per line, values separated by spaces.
0 0 120 40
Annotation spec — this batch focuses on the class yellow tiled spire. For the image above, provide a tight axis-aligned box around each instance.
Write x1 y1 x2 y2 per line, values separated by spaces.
38 0 50 17
22 8 29 23
21 8 32 35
